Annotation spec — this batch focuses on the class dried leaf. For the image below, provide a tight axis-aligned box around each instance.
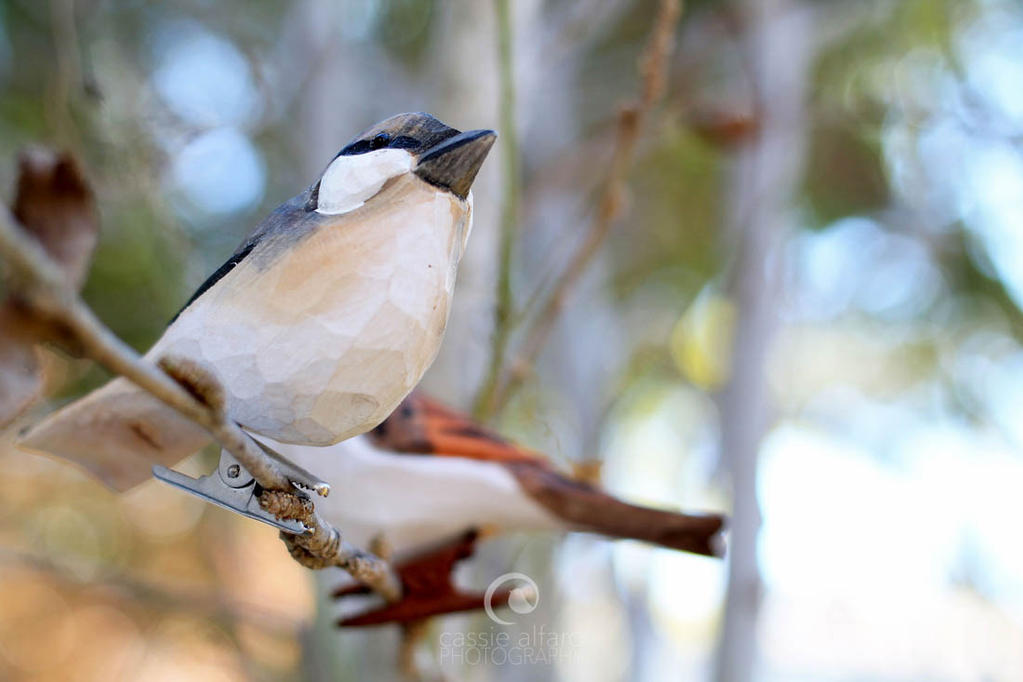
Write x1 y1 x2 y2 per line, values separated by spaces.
12 148 98 288
0 149 99 427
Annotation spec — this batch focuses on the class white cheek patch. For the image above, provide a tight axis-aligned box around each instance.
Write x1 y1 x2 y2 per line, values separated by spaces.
316 148 413 215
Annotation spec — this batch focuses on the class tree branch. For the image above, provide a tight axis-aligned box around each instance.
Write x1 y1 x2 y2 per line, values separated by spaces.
482 0 683 418
0 203 401 602
472 0 521 421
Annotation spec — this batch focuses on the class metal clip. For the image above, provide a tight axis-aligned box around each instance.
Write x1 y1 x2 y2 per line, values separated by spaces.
153 449 310 535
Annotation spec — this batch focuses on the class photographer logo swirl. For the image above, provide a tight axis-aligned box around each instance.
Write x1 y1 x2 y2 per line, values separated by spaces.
484 572 539 625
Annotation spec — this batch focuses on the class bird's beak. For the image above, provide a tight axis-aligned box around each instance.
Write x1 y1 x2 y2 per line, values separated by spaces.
414 129 496 200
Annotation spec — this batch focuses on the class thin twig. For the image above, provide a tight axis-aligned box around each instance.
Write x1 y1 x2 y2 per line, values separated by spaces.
486 0 683 416
0 205 401 602
47 0 84 150
472 0 521 421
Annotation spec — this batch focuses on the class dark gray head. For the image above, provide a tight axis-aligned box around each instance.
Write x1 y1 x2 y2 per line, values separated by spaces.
309 112 496 213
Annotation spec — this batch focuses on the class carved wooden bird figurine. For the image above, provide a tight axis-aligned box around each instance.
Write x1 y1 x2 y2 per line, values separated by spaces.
264 391 726 625
19 113 496 490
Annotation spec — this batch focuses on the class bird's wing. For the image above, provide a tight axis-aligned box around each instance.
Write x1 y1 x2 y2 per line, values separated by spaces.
170 190 317 323
366 391 548 465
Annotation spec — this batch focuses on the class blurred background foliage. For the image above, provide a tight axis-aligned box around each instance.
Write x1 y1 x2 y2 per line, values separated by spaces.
3 0 1023 680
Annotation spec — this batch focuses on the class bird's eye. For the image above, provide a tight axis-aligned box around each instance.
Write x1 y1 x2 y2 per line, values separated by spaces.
370 133 390 150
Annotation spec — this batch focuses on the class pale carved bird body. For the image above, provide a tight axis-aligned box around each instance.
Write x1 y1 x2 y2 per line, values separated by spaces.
20 113 496 490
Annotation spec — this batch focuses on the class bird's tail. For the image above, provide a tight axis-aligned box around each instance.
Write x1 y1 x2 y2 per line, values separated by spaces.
505 462 725 557
17 377 211 491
